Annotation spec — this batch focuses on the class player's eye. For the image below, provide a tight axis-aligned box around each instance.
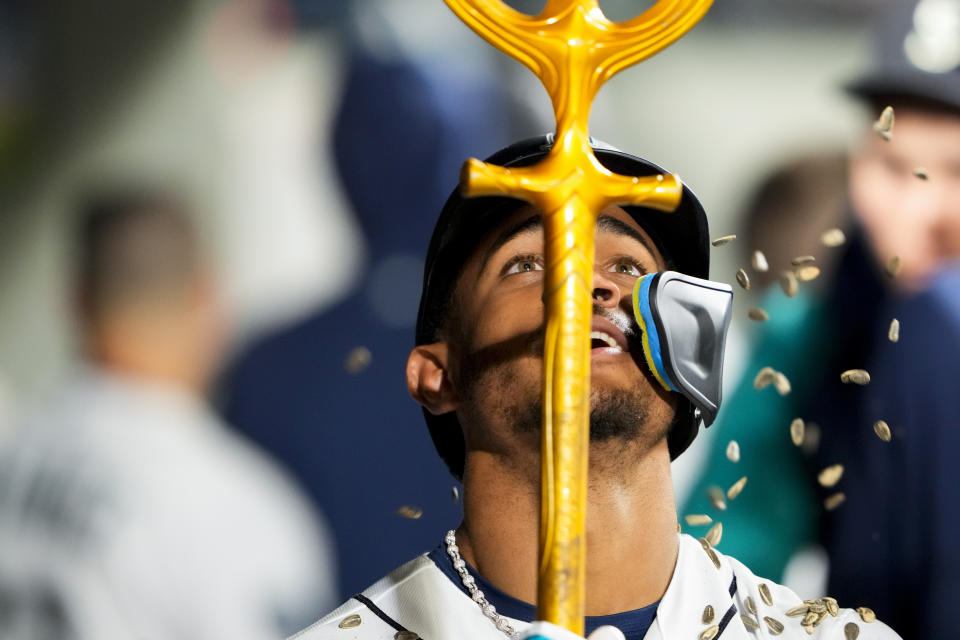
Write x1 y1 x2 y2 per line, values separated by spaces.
607 257 645 276
502 254 544 276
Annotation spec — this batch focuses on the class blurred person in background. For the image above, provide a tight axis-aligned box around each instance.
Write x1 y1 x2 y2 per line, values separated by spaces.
0 192 336 639
220 0 537 598
681 0 960 636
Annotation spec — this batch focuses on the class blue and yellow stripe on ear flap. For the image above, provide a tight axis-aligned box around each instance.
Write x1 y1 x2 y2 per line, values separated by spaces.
632 273 678 393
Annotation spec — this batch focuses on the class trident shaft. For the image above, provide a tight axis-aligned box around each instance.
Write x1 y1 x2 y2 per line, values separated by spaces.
443 0 712 632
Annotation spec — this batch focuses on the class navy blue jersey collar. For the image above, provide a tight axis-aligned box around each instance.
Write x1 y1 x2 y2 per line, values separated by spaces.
428 539 658 640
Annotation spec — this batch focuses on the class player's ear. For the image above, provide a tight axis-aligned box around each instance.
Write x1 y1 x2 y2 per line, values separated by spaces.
407 342 460 415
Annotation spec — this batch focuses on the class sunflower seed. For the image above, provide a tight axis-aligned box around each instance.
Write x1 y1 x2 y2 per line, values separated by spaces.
759 583 773 606
685 514 713 526
786 605 809 618
844 622 860 640
712 234 737 246
708 486 727 511
822 228 846 247
773 372 791 396
796 265 821 282
395 505 423 519
727 477 747 500
840 369 870 385
824 492 846 511
763 616 784 635
748 307 769 322
856 607 876 623
698 624 719 640
745 596 757 615
873 420 892 442
726 440 740 463
873 105 894 140
451 486 460 502
345 346 373 374
791 255 816 266
736 268 750 291
888 318 900 342
706 522 723 546
395 631 419 640
886 255 901 278
790 418 805 446
779 270 798 297
804 600 827 613
698 538 722 569
802 611 820 626
914 167 929 180
702 605 716 624
752 251 769 273
824 597 839 616
754 367 776 390
741 615 759 630
339 614 362 629
818 464 844 488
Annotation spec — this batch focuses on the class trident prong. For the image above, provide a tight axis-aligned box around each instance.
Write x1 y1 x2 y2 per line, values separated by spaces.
443 0 711 633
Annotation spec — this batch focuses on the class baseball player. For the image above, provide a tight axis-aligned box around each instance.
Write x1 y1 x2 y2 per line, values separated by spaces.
292 137 900 640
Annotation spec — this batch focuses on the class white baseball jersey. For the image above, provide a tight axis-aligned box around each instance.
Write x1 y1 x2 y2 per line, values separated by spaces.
0 367 337 640
292 533 900 640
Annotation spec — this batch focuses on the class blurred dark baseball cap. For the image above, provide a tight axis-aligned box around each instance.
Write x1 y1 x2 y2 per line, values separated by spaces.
414 135 711 480
847 0 960 113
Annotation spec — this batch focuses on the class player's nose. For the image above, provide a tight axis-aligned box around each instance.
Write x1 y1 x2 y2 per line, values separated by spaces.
592 270 622 309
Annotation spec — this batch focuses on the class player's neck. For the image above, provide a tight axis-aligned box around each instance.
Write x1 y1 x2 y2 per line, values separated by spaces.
456 438 678 617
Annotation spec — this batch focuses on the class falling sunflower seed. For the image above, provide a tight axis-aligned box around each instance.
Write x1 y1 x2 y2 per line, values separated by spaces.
685 514 713 526
856 607 876 623
698 624 719 640
840 369 870 385
752 250 769 273
741 615 759 630
339 614 362 629
702 605 716 624
886 255 901 278
712 234 737 246
873 105 894 141
736 268 750 291
791 255 816 266
451 486 460 503
818 464 844 488
914 167 929 180
888 318 900 342
754 366 776 390
706 522 723 546
873 420 892 442
824 492 846 511
796 265 821 282
822 228 847 247
759 583 773 606
726 440 740 463
708 486 727 511
773 371 791 396
395 505 423 519
790 418 805 447
745 596 757 615
786 605 810 618
763 616 784 635
345 346 373 374
748 307 769 322
779 270 798 297
727 477 747 500
844 622 860 640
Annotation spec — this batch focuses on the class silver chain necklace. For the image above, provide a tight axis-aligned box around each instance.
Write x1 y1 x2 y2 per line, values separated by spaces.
445 530 519 639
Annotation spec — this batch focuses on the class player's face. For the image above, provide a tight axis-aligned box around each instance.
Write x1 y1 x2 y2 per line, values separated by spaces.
446 204 677 463
850 106 960 290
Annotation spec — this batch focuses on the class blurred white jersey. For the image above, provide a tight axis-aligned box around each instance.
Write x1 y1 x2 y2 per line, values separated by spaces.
0 368 336 640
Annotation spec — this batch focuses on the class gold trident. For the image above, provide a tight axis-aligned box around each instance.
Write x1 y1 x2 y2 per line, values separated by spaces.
443 0 712 633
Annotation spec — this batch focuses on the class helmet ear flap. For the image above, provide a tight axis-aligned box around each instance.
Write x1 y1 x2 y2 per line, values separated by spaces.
633 271 733 442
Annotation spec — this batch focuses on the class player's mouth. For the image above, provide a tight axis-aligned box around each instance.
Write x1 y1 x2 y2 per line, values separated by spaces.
590 316 629 357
